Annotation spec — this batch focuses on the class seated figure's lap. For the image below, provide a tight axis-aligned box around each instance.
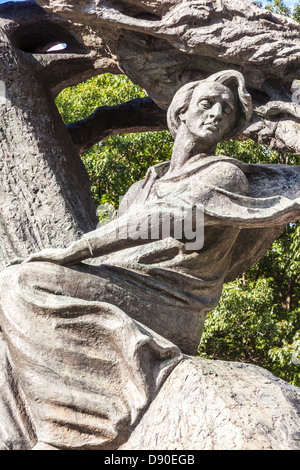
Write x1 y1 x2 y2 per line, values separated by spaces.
0 261 182 450
1 260 203 354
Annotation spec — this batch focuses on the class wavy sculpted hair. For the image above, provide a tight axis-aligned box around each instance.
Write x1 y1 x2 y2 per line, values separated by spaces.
167 70 252 140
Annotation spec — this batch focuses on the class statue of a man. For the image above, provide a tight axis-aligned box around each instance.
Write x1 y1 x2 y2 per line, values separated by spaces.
0 71 299 450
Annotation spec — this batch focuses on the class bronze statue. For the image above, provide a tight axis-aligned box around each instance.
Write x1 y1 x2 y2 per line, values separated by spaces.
0 70 299 450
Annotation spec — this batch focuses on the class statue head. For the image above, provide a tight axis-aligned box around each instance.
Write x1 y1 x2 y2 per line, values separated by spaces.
167 70 252 149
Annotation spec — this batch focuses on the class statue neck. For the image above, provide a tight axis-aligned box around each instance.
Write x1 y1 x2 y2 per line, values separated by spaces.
168 125 217 174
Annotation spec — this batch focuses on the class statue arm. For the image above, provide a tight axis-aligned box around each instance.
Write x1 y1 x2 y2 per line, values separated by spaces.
10 189 299 267
17 203 185 266
202 190 300 229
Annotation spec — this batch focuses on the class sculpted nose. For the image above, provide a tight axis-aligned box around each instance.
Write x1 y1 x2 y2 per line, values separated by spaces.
209 102 222 120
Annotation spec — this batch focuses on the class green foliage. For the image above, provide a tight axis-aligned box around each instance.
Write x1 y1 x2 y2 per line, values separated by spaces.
56 74 173 208
56 74 146 124
198 277 300 386
251 224 300 311
264 0 300 21
293 1 300 21
265 0 292 16
293 2 300 23
217 139 300 165
81 132 173 208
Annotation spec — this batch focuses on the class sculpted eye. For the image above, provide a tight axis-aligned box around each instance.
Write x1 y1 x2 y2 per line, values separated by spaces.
199 100 212 109
222 105 232 115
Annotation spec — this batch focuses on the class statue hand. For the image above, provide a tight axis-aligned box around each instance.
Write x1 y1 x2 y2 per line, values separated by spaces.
20 239 92 266
22 247 72 265
7 239 95 268
6 257 26 267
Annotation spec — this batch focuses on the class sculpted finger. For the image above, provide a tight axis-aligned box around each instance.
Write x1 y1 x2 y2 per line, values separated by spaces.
6 257 26 267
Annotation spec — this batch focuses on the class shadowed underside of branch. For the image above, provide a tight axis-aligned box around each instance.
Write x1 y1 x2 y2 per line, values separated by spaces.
34 0 300 153
67 98 168 155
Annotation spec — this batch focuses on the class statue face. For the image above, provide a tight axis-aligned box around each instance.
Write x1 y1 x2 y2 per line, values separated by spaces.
182 82 236 148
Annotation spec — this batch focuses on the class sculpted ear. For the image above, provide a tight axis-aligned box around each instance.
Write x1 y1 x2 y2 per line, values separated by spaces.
178 109 187 125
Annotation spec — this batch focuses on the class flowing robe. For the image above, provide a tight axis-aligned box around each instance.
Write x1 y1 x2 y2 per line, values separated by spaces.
0 155 299 449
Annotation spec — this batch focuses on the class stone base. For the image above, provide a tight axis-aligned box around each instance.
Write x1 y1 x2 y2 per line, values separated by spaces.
121 357 300 450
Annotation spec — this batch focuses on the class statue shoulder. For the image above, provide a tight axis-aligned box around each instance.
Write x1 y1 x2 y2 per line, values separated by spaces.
118 180 144 216
118 161 170 215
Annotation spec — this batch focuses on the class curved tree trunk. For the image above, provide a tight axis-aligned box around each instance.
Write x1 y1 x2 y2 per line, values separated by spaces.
0 1 169 268
0 3 102 268
0 5 110 449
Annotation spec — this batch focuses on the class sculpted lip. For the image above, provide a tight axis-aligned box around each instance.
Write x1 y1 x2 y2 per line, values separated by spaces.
203 122 219 131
